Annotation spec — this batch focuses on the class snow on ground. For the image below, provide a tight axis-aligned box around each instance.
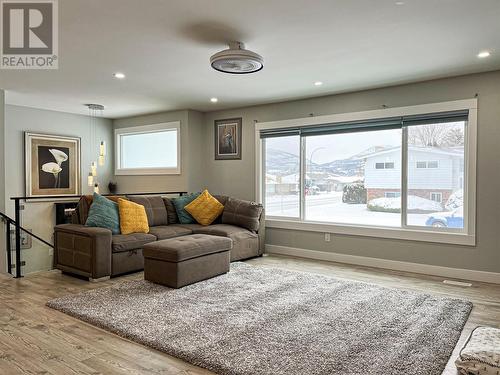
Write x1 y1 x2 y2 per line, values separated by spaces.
368 195 442 212
265 192 430 227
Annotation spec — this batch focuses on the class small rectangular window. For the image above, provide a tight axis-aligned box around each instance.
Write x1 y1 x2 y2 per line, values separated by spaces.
385 162 395 169
430 192 442 203
375 162 385 169
385 192 401 198
427 161 439 168
115 122 180 175
416 161 427 168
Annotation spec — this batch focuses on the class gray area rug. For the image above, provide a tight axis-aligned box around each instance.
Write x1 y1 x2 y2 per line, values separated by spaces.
47 263 472 375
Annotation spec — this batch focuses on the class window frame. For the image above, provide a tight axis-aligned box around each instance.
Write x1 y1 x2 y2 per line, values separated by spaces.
115 121 181 175
255 99 477 246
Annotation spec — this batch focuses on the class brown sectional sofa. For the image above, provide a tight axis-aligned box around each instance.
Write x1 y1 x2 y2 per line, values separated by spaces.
54 194 265 281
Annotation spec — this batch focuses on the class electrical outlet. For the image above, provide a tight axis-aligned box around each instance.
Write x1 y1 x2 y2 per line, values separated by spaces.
324 233 331 242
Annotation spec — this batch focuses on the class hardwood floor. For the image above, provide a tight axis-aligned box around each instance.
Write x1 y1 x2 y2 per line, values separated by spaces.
1 254 499 374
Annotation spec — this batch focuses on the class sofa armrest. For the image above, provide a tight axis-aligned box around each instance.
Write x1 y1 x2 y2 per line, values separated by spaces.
257 209 265 255
54 224 112 279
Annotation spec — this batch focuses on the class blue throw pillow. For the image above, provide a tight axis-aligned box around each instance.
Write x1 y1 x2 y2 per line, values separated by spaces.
171 192 201 224
85 193 120 234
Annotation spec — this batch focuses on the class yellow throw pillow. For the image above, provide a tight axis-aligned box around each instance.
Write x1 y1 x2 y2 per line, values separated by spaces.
184 190 224 226
118 198 149 235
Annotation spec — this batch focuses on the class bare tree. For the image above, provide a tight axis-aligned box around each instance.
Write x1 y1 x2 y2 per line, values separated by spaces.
408 124 464 147
442 127 464 146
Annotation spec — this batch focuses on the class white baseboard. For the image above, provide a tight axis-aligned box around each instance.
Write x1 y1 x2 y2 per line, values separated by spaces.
265 245 500 284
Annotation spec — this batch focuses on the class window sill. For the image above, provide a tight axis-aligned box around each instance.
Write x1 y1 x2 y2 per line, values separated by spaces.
266 218 476 246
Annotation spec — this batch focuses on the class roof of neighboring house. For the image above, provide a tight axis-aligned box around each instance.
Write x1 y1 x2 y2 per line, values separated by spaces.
359 145 464 160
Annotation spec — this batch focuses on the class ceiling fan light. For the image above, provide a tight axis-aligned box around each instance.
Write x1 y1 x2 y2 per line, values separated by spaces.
210 42 264 74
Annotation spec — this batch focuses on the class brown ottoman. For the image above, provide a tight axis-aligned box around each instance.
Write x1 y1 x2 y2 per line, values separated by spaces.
143 234 232 288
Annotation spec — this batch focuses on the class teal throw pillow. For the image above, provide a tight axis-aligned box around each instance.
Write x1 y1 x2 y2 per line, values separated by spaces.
85 193 120 234
172 192 201 224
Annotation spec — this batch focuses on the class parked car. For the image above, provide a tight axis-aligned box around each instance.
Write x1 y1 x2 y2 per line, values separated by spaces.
425 207 463 228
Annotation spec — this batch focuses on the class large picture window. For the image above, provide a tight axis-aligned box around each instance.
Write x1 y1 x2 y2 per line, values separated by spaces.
115 122 180 175
258 100 476 245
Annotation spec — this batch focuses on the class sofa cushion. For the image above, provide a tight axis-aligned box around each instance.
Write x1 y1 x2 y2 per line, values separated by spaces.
169 223 204 231
171 192 201 224
148 225 193 240
143 234 232 263
162 197 179 224
212 194 229 206
118 198 149 235
193 223 249 237
112 233 156 253
85 193 121 234
221 198 263 232
128 196 168 226
193 224 259 261
72 195 127 225
212 194 229 224
185 190 224 226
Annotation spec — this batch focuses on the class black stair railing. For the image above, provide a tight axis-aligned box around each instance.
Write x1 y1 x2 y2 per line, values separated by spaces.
0 211 54 277
4 191 187 278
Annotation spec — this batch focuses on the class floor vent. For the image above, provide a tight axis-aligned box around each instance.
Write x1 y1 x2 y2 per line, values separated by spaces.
443 279 472 287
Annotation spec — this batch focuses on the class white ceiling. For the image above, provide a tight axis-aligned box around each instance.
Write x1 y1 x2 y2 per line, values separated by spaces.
1 0 500 119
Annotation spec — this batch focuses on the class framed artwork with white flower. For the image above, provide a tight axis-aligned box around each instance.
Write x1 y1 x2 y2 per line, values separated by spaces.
25 132 81 198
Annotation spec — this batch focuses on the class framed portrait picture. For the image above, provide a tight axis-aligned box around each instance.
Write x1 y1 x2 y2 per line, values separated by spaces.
25 132 81 198
214 118 242 160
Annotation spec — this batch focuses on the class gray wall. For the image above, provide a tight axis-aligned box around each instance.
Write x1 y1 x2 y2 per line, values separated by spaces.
186 110 207 192
202 71 500 273
112 109 205 194
3 105 113 274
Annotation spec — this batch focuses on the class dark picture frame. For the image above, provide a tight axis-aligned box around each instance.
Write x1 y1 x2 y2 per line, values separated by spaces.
214 118 242 160
25 132 81 198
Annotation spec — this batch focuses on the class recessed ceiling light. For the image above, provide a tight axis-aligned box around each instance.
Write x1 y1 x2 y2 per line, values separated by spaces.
477 51 491 58
113 72 125 79
395 1 405 5
210 97 218 103
314 81 323 86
